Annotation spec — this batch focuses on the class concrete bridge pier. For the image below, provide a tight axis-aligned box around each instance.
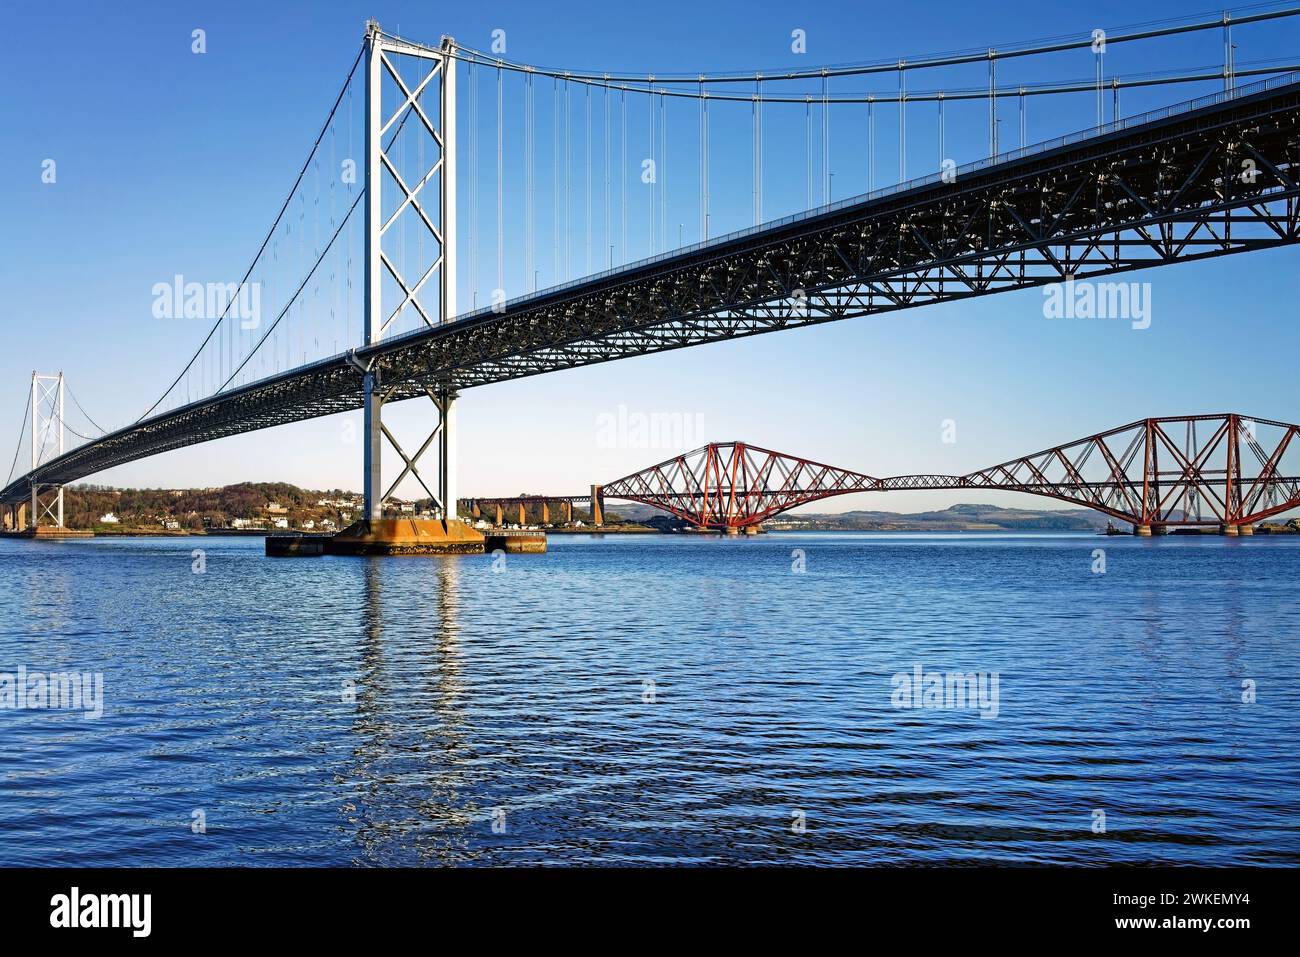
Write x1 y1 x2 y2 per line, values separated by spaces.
495 503 504 526
590 485 604 526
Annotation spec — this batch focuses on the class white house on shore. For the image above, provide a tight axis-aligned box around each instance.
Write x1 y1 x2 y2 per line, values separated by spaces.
99 513 119 524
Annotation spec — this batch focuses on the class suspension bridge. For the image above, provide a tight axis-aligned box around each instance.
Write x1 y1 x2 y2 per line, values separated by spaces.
4 9 1300 545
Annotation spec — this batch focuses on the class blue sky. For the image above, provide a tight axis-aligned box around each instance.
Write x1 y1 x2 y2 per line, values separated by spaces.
3 0 1299 514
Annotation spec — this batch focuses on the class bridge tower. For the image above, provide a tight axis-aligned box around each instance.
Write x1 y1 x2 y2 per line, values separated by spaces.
28 372 65 529
359 21 458 522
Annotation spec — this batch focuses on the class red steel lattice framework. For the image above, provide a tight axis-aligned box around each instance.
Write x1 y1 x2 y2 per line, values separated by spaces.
602 442 879 529
599 414 1300 530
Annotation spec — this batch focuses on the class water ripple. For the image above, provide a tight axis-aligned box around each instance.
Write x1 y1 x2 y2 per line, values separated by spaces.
1 531 1297 865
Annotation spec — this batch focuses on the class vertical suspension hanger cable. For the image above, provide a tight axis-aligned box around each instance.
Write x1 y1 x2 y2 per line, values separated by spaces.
497 59 504 298
565 75 571 280
649 76 656 252
660 90 668 250
346 77 353 350
1096 38 1104 126
751 81 759 225
1019 86 1026 148
553 77 560 286
757 75 763 222
898 59 906 183
1223 14 1231 92
604 79 611 268
867 95 874 192
525 69 534 292
585 82 592 274
312 110 320 363
297 183 304 367
626 86 631 263
805 95 812 210
330 103 338 358
821 70 829 204
469 60 478 308
700 77 709 240
937 92 944 170
1226 14 1236 91
989 48 997 156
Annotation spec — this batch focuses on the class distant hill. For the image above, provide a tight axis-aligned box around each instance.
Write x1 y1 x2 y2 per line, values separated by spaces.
770 503 1111 531
62 482 365 531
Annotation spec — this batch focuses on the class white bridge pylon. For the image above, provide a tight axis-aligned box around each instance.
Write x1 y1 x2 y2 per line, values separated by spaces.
359 21 457 521
30 371 65 528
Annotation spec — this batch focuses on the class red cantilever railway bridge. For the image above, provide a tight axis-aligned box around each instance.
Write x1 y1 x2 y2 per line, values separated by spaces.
466 414 1300 533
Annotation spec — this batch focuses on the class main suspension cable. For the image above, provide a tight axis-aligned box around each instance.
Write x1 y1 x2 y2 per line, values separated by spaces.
4 387 32 486
66 384 107 436
441 4 1300 84
138 42 365 423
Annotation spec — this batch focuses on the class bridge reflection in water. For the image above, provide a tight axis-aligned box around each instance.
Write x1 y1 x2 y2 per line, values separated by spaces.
346 558 487 864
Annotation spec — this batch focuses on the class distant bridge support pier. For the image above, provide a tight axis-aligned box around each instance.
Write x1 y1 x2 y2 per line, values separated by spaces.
439 390 457 521
590 485 604 526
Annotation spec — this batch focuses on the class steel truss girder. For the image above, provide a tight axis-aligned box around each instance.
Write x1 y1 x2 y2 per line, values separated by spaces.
913 413 1300 528
594 415 1300 529
602 441 880 529
6 80 1300 503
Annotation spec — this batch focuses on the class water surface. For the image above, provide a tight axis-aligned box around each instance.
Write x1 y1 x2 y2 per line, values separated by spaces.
1 531 1297 865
